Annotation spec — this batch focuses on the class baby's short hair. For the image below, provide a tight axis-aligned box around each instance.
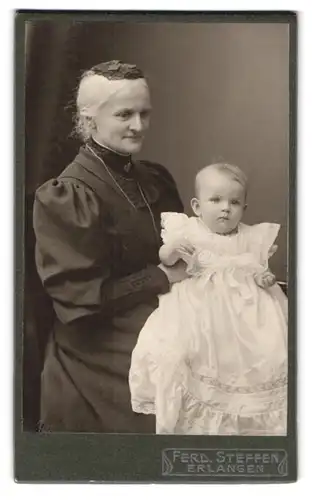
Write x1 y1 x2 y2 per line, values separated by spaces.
195 163 248 198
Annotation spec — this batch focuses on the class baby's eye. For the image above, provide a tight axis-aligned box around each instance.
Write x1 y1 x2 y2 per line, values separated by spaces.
231 199 240 205
210 197 221 203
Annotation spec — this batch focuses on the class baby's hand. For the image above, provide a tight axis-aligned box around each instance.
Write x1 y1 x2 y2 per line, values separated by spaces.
159 238 196 267
173 238 196 257
254 270 276 288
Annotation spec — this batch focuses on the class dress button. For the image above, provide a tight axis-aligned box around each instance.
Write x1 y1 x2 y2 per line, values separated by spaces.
52 180 58 186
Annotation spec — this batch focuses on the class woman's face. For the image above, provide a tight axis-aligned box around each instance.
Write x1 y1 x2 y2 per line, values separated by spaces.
92 80 151 154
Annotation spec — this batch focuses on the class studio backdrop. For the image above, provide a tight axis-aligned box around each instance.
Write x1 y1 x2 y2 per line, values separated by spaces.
23 20 289 430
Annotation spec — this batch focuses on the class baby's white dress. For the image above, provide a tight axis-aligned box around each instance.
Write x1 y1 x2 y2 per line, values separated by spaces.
129 213 288 435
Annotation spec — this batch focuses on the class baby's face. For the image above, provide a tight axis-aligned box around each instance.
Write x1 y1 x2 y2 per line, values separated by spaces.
193 170 246 234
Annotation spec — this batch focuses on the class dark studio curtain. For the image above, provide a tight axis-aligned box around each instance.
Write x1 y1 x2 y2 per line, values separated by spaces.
23 21 112 430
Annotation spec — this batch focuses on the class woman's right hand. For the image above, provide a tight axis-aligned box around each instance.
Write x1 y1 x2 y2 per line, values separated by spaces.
158 260 189 284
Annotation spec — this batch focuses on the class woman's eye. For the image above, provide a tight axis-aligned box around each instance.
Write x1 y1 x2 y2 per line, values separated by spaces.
117 110 132 119
141 110 151 120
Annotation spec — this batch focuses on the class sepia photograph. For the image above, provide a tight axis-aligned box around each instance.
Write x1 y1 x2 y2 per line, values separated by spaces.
15 11 296 482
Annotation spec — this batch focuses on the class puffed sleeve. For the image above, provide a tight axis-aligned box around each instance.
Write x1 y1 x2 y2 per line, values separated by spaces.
248 223 281 267
33 179 170 324
160 212 190 245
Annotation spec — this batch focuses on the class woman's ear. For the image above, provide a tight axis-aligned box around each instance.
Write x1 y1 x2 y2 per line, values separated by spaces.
90 117 97 131
191 198 201 216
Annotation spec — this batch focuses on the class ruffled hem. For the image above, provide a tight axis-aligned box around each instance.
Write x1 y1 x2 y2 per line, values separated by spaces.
131 401 156 415
131 375 287 435
168 392 287 435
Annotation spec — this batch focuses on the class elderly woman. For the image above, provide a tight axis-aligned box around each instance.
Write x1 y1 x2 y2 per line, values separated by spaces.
33 60 186 432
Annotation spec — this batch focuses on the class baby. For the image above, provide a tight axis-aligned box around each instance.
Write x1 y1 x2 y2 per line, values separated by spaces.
159 164 277 288
130 163 288 436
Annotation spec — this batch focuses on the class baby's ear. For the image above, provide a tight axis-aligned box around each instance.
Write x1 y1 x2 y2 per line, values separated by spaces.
243 203 248 211
191 198 201 216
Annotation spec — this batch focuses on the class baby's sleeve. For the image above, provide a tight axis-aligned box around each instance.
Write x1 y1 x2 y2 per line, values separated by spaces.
250 223 281 267
160 212 189 245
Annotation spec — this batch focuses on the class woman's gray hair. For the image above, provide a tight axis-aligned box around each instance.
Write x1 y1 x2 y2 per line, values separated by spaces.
73 60 146 142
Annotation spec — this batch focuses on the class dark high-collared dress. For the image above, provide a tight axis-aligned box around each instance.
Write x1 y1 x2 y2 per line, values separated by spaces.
33 141 183 432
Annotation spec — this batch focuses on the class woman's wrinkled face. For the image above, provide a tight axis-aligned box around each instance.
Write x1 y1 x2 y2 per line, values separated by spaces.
92 80 151 154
